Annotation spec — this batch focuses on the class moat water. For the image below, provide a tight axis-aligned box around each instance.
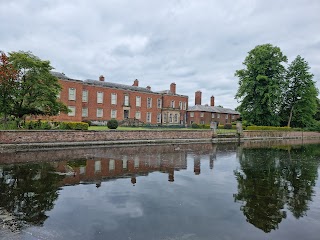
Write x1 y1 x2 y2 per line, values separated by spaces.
0 140 320 240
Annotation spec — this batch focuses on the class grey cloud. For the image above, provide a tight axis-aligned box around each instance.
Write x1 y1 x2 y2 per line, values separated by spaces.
0 0 319 109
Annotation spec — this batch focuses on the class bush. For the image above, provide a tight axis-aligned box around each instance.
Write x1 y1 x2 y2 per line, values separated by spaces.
107 119 118 129
218 124 224 129
82 120 92 126
57 122 88 130
246 126 292 131
224 123 232 129
191 123 201 129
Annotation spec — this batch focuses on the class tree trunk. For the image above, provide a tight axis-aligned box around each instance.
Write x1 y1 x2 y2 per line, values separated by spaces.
287 106 293 128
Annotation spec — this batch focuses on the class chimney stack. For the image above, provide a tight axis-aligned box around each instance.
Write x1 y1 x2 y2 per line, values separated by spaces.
146 86 151 91
170 83 176 94
210 96 215 106
99 75 105 82
195 91 202 105
133 79 139 86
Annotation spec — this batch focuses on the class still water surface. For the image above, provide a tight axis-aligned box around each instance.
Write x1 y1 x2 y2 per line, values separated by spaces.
0 141 320 240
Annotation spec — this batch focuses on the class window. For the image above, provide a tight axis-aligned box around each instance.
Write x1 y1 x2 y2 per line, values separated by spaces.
226 114 229 119
135 111 141 119
171 100 175 108
109 160 115 171
80 166 86 175
200 112 204 117
169 113 173 123
124 95 129 106
97 92 103 103
157 98 162 108
157 113 161 123
201 121 205 124
147 98 152 108
146 112 152 123
217 114 220 119
174 114 178 123
212 113 215 118
68 106 76 116
97 108 103 118
190 112 194 117
136 96 141 107
111 109 117 118
134 156 139 168
123 156 128 169
183 102 187 110
179 101 182 110
95 160 101 173
232 115 235 120
82 107 88 117
82 90 88 102
163 113 167 123
68 88 76 101
111 93 117 105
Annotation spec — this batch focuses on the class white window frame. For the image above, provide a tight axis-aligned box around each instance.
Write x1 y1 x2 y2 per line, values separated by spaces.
147 98 152 108
135 111 141 119
97 92 104 104
136 96 141 107
183 102 187 110
157 98 162 108
232 115 235 120
111 93 117 105
146 112 152 123
200 112 204 117
190 112 194 117
171 100 175 108
109 159 115 171
68 106 76 116
111 109 117 119
97 108 103 118
179 101 182 110
68 88 76 101
82 107 88 117
124 95 129 106
226 114 229 119
82 90 88 102
217 114 220 119
163 113 167 123
174 114 178 123
212 113 215 118
169 113 173 123
157 113 161 123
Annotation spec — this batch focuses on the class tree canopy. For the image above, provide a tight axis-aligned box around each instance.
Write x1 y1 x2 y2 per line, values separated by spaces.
235 44 287 126
235 44 319 127
0 51 68 121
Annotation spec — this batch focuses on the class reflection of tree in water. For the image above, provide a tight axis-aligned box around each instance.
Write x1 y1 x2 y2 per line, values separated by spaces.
234 144 319 233
0 163 63 229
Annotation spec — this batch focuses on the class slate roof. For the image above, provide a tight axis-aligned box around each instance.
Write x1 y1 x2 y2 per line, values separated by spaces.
51 71 71 80
84 79 154 93
188 105 240 114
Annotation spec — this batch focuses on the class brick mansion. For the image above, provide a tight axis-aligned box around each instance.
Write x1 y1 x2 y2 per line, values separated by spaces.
51 72 240 126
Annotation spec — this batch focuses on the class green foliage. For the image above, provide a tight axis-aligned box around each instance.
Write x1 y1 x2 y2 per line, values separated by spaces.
235 44 288 126
59 122 89 130
1 51 68 120
107 119 118 129
191 123 200 129
246 126 292 131
22 120 88 130
218 124 224 129
315 98 320 121
224 123 232 129
280 55 319 128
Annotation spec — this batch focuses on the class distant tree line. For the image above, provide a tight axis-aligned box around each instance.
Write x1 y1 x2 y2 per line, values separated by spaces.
235 44 319 129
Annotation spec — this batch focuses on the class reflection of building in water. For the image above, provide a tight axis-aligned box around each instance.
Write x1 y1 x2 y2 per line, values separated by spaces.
55 150 188 186
194 155 201 175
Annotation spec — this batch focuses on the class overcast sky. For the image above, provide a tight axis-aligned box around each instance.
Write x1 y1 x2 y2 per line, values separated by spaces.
0 0 319 109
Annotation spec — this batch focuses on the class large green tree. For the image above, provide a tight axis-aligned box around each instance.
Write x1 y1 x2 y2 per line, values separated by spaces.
280 55 318 128
5 51 68 120
235 44 288 126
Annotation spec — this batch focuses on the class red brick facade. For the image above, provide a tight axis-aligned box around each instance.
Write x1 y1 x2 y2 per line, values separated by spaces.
51 73 188 125
187 91 240 125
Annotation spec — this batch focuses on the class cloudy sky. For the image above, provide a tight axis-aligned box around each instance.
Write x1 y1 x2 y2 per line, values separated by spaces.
1 0 319 109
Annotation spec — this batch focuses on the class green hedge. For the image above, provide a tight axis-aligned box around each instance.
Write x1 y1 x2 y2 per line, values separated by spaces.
246 126 292 131
23 120 88 130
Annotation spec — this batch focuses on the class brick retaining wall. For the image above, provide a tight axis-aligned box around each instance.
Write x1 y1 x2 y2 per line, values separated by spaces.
243 130 320 139
0 130 213 144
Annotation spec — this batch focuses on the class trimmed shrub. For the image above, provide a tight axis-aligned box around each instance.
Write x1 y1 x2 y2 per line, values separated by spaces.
246 126 292 131
224 123 232 129
218 124 224 129
82 120 92 126
191 123 201 129
107 119 118 129
58 122 89 130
